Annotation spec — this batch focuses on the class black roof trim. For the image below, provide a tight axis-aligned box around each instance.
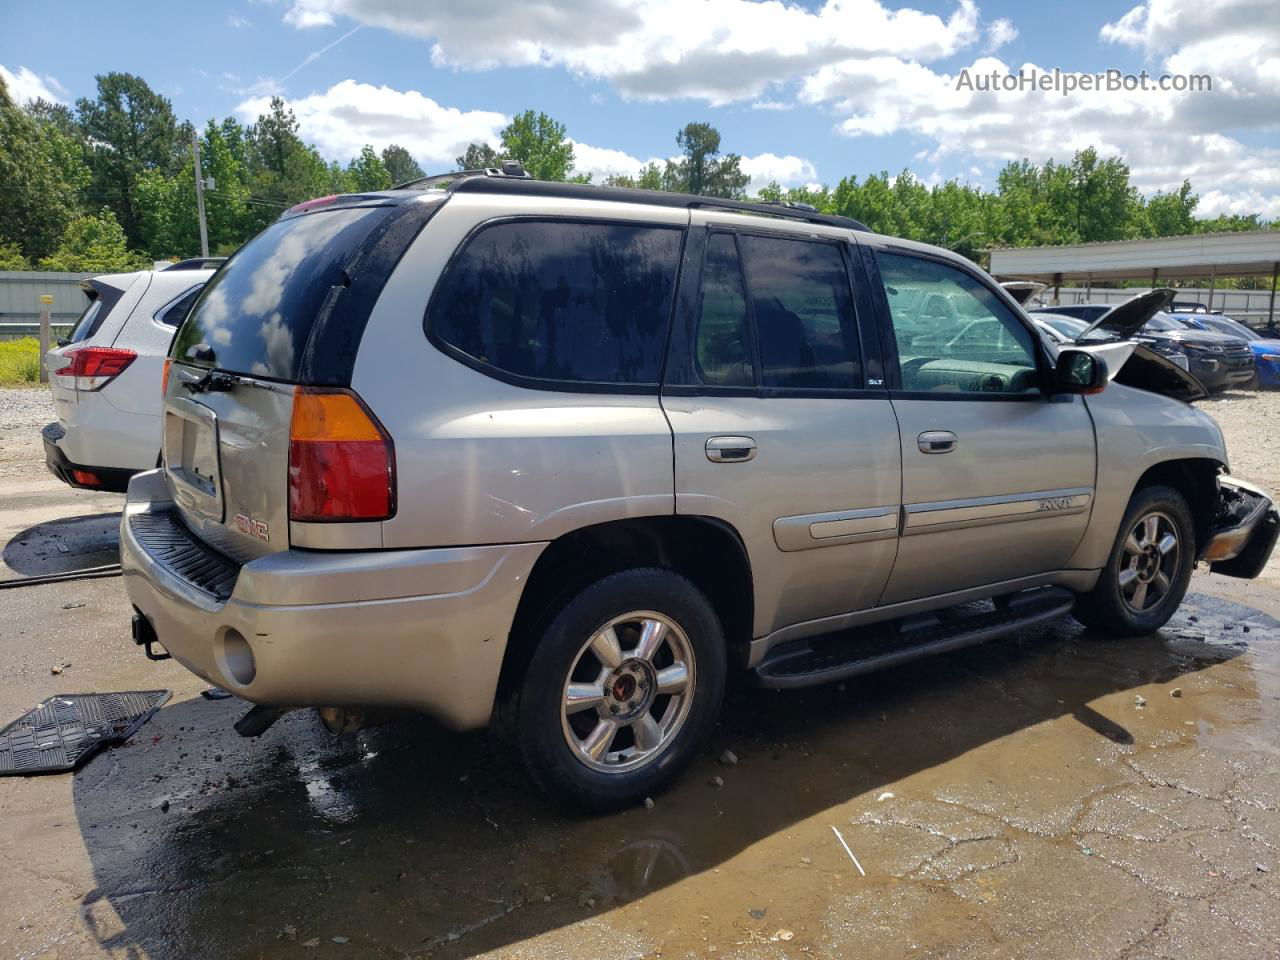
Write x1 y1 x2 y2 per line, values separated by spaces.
437 174 869 232
167 257 227 271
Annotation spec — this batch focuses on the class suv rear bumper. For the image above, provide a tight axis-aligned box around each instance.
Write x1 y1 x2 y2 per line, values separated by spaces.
43 422 137 492
120 470 546 729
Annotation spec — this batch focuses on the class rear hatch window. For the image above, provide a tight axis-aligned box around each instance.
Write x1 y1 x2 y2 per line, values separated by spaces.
67 280 126 344
172 205 398 381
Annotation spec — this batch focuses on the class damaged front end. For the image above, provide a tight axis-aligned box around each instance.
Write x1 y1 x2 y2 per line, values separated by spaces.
1202 477 1280 579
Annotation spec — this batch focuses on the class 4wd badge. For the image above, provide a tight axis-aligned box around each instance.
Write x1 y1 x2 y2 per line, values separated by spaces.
235 514 270 542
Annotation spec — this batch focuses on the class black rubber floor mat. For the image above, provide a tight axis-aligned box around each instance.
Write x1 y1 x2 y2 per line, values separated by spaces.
0 690 171 775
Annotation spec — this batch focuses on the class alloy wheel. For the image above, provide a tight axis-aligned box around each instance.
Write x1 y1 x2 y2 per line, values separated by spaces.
560 611 696 774
1119 510 1181 614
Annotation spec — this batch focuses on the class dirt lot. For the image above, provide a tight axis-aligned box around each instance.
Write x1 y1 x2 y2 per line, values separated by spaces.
1 387 1278 960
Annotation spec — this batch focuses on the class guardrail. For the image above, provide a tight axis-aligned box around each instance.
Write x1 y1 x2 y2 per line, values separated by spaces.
0 322 74 342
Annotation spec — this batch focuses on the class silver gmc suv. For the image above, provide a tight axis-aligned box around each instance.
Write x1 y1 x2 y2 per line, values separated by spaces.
121 168 1279 810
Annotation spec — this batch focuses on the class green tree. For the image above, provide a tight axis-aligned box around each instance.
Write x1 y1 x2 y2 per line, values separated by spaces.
498 110 576 181
604 162 663 190
663 122 749 198
136 118 254 258
0 76 91 260
455 141 499 170
1142 180 1198 237
347 144 392 191
39 207 147 271
381 143 423 184
242 98 334 233
75 73 184 247
0 241 29 269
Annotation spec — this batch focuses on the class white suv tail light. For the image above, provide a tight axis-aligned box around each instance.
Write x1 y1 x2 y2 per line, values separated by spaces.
54 346 137 391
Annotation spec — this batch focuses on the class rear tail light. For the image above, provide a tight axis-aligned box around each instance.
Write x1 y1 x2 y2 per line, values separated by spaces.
288 388 395 522
53 346 137 391
161 357 172 395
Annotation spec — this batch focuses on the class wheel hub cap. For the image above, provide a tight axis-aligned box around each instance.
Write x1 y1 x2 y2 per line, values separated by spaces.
605 660 654 721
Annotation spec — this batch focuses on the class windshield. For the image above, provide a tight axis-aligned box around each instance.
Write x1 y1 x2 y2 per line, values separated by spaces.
1142 312 1183 332
173 206 396 380
1204 317 1257 340
1039 314 1089 339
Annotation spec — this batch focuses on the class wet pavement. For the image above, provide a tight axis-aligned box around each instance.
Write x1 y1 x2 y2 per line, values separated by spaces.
2 392 1279 959
3 573 1278 959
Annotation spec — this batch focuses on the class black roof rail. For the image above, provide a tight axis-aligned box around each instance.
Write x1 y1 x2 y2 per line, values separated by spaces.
390 168 868 231
441 176 868 231
167 257 226 271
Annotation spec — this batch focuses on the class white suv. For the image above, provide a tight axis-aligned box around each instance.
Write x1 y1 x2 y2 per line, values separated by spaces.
43 260 218 491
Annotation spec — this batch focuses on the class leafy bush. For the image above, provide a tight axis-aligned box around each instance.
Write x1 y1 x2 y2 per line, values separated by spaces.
0 337 42 386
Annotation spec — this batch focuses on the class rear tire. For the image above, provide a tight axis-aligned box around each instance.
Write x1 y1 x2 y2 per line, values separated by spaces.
1074 484 1195 637
511 568 726 812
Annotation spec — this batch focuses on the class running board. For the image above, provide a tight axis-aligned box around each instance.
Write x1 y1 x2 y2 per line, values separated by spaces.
754 586 1075 689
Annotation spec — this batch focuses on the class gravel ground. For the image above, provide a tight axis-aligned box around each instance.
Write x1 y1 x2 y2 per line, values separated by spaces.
0 384 54 483
1198 389 1280 487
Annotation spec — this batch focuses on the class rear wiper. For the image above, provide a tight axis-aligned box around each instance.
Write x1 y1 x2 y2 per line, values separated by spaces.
178 369 274 394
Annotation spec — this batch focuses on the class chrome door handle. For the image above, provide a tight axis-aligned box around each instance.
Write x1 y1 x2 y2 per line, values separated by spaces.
706 436 757 463
918 431 957 454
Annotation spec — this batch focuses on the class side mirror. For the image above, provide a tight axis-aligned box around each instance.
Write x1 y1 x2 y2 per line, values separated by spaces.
1055 349 1109 395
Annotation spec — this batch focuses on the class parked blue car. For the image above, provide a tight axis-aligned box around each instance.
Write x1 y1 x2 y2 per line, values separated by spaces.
1171 313 1280 388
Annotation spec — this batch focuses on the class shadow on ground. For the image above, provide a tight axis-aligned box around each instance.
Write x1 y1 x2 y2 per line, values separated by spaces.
3 512 120 576
70 593 1277 959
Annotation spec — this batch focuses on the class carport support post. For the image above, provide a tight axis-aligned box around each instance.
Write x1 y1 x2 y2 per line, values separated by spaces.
1085 272 1092 304
1269 262 1278 331
1053 273 1062 305
37 294 52 384
1206 267 1216 312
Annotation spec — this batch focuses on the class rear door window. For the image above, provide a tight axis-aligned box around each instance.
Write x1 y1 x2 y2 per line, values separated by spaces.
173 206 396 380
429 220 682 387
693 233 754 387
737 234 862 389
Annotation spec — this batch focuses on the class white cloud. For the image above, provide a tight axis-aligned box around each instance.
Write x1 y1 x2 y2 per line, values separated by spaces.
280 0 981 103
568 140 658 181
265 0 1279 216
0 64 66 105
228 13 252 28
794 0 1280 218
984 17 1017 53
236 79 507 169
739 152 819 192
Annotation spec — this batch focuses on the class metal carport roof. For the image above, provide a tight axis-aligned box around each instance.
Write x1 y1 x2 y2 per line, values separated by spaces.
988 231 1280 283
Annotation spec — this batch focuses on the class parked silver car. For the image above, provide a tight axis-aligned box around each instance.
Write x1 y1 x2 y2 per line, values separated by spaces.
120 170 1279 809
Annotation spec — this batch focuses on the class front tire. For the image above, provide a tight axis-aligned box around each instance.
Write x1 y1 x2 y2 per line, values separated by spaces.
1074 484 1195 637
512 568 726 812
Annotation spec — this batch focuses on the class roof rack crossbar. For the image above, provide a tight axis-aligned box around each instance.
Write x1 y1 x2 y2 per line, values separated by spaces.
433 174 867 231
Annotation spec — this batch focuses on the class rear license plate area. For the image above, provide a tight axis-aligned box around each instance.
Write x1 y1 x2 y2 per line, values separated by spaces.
163 398 223 518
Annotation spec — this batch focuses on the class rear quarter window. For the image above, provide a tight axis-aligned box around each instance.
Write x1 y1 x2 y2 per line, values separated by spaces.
172 206 397 380
428 220 682 388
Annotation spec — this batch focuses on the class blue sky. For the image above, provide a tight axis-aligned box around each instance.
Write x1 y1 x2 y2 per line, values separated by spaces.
2 1 1277 216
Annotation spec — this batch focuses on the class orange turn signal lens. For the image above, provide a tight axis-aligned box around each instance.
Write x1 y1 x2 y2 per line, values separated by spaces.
161 357 172 395
290 390 387 442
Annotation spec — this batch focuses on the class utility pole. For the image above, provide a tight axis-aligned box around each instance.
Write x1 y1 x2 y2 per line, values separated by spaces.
192 129 209 258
